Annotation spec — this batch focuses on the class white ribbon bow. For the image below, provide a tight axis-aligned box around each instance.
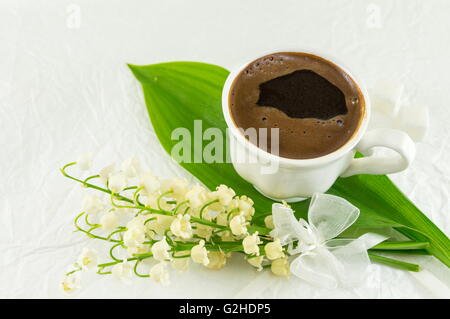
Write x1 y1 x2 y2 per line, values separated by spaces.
270 193 388 289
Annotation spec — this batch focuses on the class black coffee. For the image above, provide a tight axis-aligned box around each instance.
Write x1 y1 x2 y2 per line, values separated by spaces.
229 52 364 159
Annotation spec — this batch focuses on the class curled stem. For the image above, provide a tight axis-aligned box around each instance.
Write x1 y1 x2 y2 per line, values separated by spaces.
74 212 121 243
199 199 219 219
109 243 123 262
133 260 150 278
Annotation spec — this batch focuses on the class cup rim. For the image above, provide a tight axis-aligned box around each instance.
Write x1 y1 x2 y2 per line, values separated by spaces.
222 49 371 168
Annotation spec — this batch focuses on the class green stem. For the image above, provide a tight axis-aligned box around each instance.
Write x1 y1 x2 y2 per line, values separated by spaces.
158 191 173 210
226 208 240 221
63 165 233 232
106 228 127 240
84 175 100 183
74 212 121 243
97 269 112 275
61 163 133 204
98 253 153 268
109 243 123 261
174 200 189 214
368 253 421 272
369 249 430 255
134 260 150 278
199 199 219 219
371 241 429 250
65 264 82 276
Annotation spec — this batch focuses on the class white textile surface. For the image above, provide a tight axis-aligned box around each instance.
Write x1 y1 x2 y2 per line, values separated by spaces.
0 0 449 298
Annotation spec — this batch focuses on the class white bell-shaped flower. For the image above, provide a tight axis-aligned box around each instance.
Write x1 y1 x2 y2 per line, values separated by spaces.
206 251 227 270
170 214 193 239
77 248 97 270
229 213 247 236
211 184 235 206
264 238 284 260
271 257 290 277
171 257 190 272
121 157 141 178
108 173 127 193
185 185 208 208
100 212 119 231
191 240 209 266
243 232 261 256
149 262 170 285
60 274 81 295
111 260 133 283
151 237 171 261
138 172 161 195
99 163 115 185
247 256 264 271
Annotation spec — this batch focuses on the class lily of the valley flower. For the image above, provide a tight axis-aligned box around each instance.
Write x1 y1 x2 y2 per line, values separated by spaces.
170 214 193 239
229 196 255 220
60 274 81 295
161 177 189 200
121 157 141 178
99 163 115 185
215 213 229 226
195 224 213 240
108 173 127 193
191 240 209 266
111 260 133 283
77 248 97 270
229 213 248 236
264 215 274 229
247 256 264 271
138 172 160 195
82 194 104 215
100 212 119 231
212 184 235 206
243 232 261 256
264 238 284 260
206 251 227 270
271 257 290 277
220 230 234 242
149 262 170 285
185 185 208 208
146 214 174 235
151 237 171 261
123 216 148 255
77 153 93 171
171 257 190 272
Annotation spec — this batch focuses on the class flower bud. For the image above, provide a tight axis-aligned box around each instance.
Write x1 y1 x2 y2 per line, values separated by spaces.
242 232 261 255
264 238 284 260
191 240 209 266
271 257 290 277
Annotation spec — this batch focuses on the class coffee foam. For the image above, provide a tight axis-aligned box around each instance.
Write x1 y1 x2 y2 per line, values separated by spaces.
229 52 364 159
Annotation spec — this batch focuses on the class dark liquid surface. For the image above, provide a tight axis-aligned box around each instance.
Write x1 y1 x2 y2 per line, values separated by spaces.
229 52 365 159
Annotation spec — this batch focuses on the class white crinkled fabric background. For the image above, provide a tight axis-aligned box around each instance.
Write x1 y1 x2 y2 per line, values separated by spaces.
0 0 449 298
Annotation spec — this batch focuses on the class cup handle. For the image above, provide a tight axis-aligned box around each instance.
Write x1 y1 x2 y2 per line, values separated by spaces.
340 128 416 177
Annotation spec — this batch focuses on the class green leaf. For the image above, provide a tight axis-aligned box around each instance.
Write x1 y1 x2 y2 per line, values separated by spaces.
129 62 450 268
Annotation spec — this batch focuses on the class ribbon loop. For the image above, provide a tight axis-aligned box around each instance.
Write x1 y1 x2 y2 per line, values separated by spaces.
308 193 360 241
270 194 388 288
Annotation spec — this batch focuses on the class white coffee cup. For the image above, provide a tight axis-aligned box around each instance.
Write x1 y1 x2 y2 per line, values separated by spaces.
222 50 416 202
